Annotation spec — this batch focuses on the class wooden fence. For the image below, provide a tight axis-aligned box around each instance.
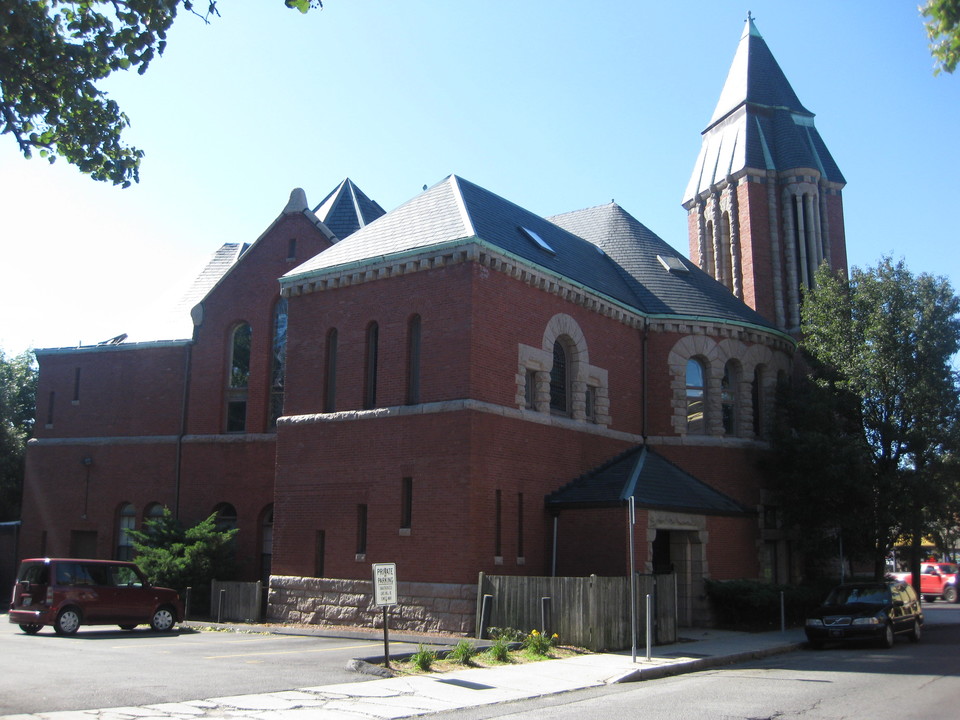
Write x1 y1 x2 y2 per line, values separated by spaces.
210 580 263 622
476 573 677 652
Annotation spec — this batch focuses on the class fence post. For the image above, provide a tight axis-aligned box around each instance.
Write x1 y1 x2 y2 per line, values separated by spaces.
540 596 552 636
217 588 226 624
475 572 485 638
478 594 493 639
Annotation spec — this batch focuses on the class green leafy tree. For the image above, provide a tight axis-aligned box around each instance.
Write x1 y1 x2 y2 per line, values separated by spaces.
797 258 960 581
0 350 37 521
126 507 238 609
922 0 960 74
1 0 320 187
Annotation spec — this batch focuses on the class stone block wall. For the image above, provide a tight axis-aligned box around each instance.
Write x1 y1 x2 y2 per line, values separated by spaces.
268 575 478 635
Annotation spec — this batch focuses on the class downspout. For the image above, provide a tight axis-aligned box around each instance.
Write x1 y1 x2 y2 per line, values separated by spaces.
551 513 559 577
175 339 194 521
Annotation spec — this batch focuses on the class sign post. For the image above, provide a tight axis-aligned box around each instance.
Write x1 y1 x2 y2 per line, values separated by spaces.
372 563 398 668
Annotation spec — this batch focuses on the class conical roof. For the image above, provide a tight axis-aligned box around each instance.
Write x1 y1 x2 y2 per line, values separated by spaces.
313 178 386 240
683 17 845 204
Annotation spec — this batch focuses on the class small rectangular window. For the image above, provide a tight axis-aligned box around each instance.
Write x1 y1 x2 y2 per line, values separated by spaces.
400 477 413 529
356 504 368 556
494 489 502 557
46 390 56 426
73 367 81 403
525 369 537 409
585 386 596 421
287 237 297 261
315 530 325 577
516 492 524 559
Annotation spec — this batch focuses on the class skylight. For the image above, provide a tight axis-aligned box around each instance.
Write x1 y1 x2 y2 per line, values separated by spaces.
657 255 689 273
520 226 555 255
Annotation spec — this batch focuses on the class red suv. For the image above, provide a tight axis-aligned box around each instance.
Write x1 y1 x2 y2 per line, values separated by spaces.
8 558 184 635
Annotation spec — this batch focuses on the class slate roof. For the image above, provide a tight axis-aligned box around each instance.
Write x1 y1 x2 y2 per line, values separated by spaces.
549 203 775 327
545 445 748 516
314 178 387 240
285 176 779 332
683 17 845 203
122 243 249 343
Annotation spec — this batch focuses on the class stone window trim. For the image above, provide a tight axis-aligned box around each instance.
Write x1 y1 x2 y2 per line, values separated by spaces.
516 313 610 426
669 335 787 439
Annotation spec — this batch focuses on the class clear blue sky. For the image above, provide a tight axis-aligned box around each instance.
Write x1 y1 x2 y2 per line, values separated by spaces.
1 0 956 355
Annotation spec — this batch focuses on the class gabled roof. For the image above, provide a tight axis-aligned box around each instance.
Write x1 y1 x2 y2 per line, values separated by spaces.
683 17 845 204
549 203 776 328
546 445 748 516
122 243 249 343
285 176 781 332
313 178 387 240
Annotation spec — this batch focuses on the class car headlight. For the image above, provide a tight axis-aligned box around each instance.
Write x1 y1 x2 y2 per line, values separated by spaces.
852 617 881 625
805 618 824 627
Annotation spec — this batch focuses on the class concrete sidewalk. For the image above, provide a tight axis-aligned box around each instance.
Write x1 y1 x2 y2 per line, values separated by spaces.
0 626 808 720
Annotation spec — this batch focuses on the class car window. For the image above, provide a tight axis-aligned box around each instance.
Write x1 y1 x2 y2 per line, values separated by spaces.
828 586 890 605
939 564 958 574
113 565 144 587
17 563 48 584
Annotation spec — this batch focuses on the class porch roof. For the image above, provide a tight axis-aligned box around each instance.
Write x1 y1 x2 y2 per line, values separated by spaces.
545 445 750 517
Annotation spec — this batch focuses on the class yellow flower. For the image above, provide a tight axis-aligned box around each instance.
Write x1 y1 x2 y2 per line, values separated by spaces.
531 629 540 636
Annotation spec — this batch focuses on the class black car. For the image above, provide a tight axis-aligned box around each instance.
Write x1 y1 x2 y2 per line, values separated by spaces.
804 581 923 649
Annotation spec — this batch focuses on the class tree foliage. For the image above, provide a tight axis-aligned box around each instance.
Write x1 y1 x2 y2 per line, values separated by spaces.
922 0 960 74
126 507 238 599
0 0 319 187
0 350 37 521
776 257 960 578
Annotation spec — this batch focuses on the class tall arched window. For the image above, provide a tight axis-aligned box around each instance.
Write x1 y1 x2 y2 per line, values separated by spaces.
324 328 338 413
686 358 706 434
214 502 238 562
117 503 136 560
364 322 379 410
722 361 739 435
752 365 766 438
269 299 287 429
227 323 252 432
406 314 421 405
550 339 569 415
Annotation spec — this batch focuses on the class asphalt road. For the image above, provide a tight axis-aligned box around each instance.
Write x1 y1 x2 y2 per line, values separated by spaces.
446 608 960 720
0 617 415 715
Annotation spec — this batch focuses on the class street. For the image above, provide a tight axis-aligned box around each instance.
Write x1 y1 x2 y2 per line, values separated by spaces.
446 616 960 720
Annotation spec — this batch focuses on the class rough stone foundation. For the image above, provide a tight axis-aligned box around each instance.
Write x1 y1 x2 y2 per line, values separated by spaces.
268 575 478 635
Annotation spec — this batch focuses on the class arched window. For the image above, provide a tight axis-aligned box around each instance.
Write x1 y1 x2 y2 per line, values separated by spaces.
722 361 739 435
720 211 733 291
549 340 569 415
214 503 238 533
227 323 252 432
269 299 288 429
143 503 166 535
324 328 338 413
260 505 273 587
752 365 765 438
117 503 136 561
364 322 379 410
406 314 421 405
686 358 706 434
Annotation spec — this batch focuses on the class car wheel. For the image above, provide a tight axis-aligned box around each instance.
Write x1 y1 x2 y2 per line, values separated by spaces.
943 585 958 604
118 624 137 630
54 607 81 636
19 624 42 635
878 622 895 649
909 620 922 643
150 606 175 632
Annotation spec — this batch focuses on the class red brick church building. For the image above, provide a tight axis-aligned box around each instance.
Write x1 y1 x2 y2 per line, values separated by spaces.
20 17 845 630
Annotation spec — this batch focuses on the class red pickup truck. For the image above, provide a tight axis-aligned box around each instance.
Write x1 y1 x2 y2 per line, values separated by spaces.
892 562 959 603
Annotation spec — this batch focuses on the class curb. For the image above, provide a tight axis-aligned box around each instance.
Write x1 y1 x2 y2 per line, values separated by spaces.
617 641 806 682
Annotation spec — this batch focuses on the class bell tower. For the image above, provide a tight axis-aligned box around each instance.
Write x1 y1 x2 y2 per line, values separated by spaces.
682 15 847 333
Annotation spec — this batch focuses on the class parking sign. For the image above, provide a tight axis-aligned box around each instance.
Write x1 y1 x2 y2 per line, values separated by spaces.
372 563 397 606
